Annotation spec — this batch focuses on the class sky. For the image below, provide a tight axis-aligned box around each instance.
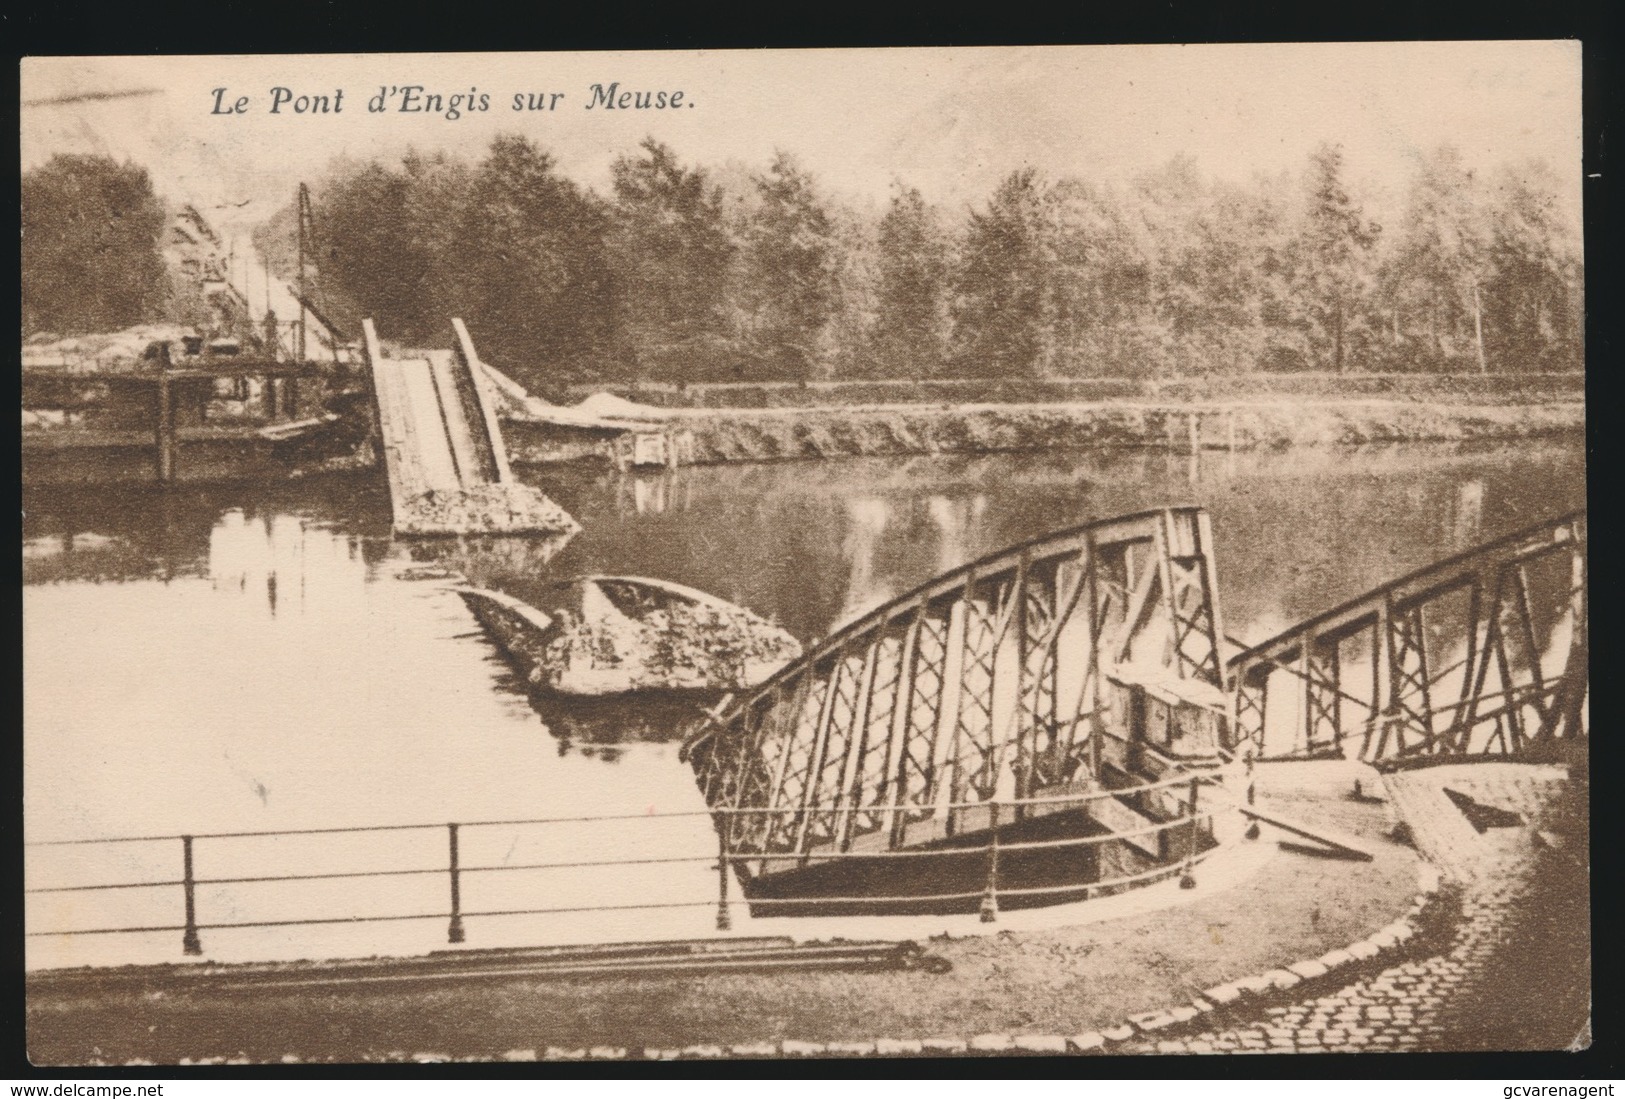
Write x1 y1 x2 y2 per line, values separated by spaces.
21 43 1583 242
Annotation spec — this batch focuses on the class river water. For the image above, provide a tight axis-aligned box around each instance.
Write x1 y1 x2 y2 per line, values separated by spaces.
22 440 1585 969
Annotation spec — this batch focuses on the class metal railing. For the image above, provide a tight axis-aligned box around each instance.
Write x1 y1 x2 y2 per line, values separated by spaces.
25 769 1241 960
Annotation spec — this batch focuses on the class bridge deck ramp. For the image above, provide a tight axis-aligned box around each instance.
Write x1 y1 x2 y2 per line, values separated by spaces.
364 319 578 536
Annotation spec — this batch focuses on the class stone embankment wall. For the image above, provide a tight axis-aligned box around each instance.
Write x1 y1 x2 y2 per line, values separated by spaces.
500 372 1584 469
559 372 1584 412
654 400 1583 467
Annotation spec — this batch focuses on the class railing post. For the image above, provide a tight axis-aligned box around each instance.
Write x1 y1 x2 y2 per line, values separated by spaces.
181 835 202 956
447 823 465 944
716 826 733 931
154 370 176 484
1180 778 1200 889
980 800 1001 923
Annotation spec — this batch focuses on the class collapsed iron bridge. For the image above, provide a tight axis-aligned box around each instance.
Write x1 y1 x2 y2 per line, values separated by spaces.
681 507 1587 917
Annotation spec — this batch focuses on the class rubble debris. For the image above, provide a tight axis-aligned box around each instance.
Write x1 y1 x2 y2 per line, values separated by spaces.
393 483 582 538
22 325 196 374
458 576 801 697
573 392 669 422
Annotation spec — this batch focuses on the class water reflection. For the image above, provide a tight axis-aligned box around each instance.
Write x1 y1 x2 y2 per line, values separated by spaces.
1451 479 1486 549
837 496 891 625
22 440 1586 968
927 493 985 577
405 531 578 592
612 470 696 516
533 442 1585 650
22 476 395 586
25 498 720 970
530 696 712 756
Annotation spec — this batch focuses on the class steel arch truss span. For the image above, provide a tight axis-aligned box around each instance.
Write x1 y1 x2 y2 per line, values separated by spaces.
1228 511 1587 765
684 508 1228 861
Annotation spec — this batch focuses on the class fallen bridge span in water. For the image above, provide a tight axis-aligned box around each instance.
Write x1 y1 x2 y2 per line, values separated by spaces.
363 318 579 536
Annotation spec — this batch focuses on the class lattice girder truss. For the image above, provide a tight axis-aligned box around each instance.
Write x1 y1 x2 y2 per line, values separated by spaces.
686 508 1228 861
1228 511 1586 764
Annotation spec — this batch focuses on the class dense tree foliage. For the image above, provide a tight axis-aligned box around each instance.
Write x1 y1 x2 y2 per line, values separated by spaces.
1479 161 1584 371
314 160 423 339
22 155 170 335
1297 144 1381 373
872 183 949 378
609 139 736 381
456 135 615 377
951 169 1052 379
269 135 1587 383
743 152 839 380
1392 145 1491 371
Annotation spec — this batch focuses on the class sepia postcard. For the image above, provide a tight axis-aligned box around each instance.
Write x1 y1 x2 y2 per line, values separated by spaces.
20 43 1588 1067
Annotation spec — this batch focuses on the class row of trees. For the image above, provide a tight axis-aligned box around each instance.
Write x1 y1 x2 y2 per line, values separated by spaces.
22 141 1583 388
22 155 171 336
911 145 1583 380
291 136 1580 388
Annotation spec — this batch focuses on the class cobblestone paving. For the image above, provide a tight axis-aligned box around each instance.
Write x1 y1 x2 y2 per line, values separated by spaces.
1120 766 1589 1055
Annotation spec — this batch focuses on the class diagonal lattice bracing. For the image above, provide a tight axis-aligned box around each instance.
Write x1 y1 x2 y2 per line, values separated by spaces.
842 630 905 846
799 651 866 851
890 605 950 839
1228 511 1587 766
760 670 828 851
1303 639 1343 754
951 589 1001 805
683 508 1231 859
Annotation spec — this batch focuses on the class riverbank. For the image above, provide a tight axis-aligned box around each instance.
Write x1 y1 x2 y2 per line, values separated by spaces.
24 371 1585 484
686 398 1585 463
28 760 1590 1064
506 397 1584 468
559 371 1585 411
27 761 1421 1064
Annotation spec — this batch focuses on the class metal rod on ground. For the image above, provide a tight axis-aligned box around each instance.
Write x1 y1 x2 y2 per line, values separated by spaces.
1180 778 1200 888
980 800 1001 923
716 828 733 931
447 824 465 944
181 835 202 956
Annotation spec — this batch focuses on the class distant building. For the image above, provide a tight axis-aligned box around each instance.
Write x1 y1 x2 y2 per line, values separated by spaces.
164 204 253 340
163 202 350 362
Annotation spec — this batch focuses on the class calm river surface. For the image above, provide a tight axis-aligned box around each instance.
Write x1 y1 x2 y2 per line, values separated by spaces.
23 440 1585 968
